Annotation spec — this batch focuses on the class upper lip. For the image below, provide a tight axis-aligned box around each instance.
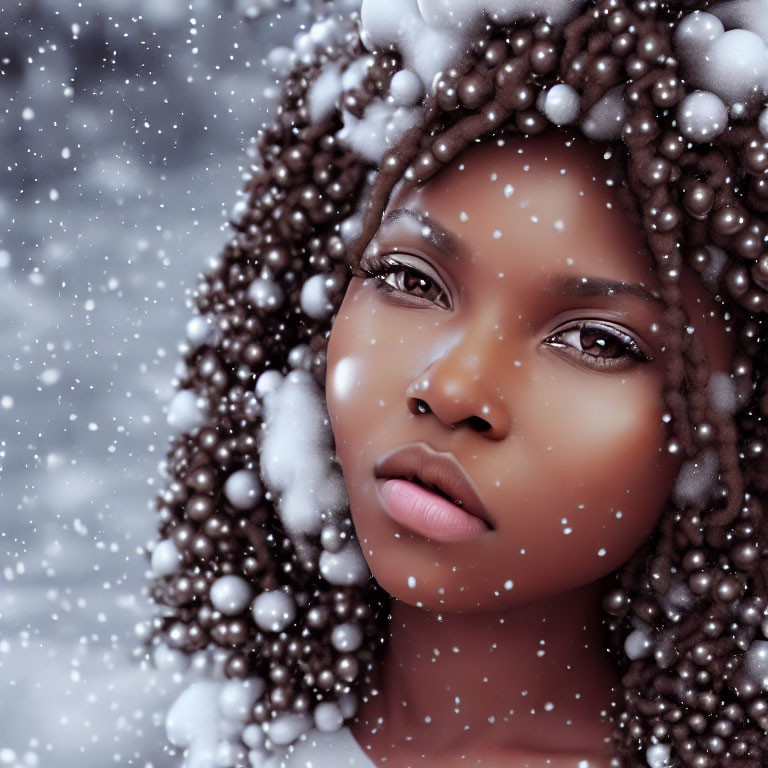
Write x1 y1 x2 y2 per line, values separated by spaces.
374 442 493 529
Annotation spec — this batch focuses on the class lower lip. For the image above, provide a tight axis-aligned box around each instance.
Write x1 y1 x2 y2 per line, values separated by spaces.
375 478 490 543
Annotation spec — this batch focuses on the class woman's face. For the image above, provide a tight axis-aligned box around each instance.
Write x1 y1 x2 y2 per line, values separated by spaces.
325 133 732 612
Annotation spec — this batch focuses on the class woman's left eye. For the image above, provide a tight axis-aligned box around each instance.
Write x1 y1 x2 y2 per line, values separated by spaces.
360 254 451 310
544 321 652 370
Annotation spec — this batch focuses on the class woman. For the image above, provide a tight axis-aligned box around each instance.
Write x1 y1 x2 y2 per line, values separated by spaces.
150 0 768 766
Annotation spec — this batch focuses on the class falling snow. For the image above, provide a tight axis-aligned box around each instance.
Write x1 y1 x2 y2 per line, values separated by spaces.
0 1 315 765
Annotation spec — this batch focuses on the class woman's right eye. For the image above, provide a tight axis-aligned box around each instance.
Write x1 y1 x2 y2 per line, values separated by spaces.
360 254 452 310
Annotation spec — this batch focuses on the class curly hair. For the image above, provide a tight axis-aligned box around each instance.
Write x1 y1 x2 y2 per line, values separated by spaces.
150 1 768 765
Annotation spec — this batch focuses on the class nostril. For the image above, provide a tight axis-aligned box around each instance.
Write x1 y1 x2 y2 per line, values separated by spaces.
413 399 431 415
466 416 492 432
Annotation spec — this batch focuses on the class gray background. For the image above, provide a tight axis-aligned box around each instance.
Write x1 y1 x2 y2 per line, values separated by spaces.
0 1 310 764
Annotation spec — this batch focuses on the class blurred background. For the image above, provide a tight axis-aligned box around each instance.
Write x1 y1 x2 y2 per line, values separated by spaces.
0 1 312 764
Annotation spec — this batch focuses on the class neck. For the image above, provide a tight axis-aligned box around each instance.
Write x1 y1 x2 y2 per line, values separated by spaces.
354 578 620 760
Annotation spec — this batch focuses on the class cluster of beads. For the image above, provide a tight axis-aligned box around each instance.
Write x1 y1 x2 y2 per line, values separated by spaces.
149 0 768 765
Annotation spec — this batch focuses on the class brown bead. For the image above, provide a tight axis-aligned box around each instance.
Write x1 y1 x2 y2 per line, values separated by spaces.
745 141 768 173
714 576 741 602
658 131 685 160
640 157 672 186
682 548 706 572
508 83 535 111
626 56 649 78
655 205 681 233
735 220 768 260
711 205 748 236
225 653 250 679
738 289 767 313
515 109 547 135
752 176 768 199
411 150 440 182
484 40 508 68
687 246 711 273
751 254 768 289
683 181 714 219
590 55 622 88
622 114 660 147
284 144 311 173
509 29 532 56
432 135 460 164
530 42 558 75
725 265 750 297
607 9 631 34
611 32 636 59
689 571 712 596
652 73 683 108
457 72 493 110
187 494 214 522
637 33 665 63
603 588 630 616
436 82 458 111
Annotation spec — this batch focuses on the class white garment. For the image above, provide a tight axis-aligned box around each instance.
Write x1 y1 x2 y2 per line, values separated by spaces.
278 727 377 767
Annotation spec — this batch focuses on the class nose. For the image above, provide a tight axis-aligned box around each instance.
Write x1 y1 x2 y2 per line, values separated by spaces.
405 326 512 441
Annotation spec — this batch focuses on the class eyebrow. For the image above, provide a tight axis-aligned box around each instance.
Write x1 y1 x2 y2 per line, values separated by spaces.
545 274 663 305
381 207 465 262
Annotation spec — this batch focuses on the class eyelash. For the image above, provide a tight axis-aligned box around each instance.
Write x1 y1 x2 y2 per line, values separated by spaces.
360 252 452 310
359 254 652 370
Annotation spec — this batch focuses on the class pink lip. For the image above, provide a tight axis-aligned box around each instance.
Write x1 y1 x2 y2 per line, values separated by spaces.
373 442 493 542
375 478 491 542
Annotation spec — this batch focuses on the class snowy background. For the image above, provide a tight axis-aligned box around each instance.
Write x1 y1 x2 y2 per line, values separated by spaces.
0 1 312 765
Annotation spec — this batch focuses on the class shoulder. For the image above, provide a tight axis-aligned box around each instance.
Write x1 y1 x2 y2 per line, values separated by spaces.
276 726 376 768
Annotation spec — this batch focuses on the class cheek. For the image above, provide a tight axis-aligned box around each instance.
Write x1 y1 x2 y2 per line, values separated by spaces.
325 289 401 466
500 364 678 580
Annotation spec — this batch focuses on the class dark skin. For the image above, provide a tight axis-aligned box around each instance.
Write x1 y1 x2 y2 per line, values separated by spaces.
325 134 734 767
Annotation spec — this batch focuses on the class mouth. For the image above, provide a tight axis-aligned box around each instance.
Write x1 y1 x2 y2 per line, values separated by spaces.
373 442 494 542
397 474 460 504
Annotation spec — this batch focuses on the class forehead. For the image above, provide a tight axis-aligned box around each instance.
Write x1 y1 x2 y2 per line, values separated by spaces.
385 134 656 287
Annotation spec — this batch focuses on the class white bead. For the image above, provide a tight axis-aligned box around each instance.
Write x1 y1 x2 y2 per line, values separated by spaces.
759 106 768 139
338 691 358 719
167 390 207 432
646 743 672 768
390 69 424 106
331 622 363 652
624 629 653 660
218 678 265 721
165 681 221 748
539 83 580 126
319 541 370 586
676 91 728 142
265 713 312 746
255 370 283 399
248 277 285 311
314 702 344 732
224 469 262 511
288 343 313 371
674 11 723 56
700 29 768 105
361 0 422 48
580 85 627 141
300 273 336 320
252 590 297 632
266 46 296 77
242 724 266 749
340 215 363 245
211 575 254 615
151 538 184 576
186 315 218 347
216 741 246 767
153 643 190 673
746 640 768 689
